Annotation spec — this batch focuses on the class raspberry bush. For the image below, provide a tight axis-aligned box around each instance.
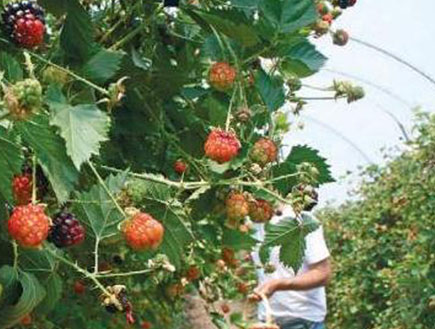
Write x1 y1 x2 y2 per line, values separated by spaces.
0 0 361 328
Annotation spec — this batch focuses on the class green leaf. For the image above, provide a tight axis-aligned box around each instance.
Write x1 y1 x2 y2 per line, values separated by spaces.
0 52 23 82
186 8 260 47
222 229 258 251
0 269 46 329
259 0 317 34
272 145 334 195
0 128 23 202
35 273 62 314
81 49 125 84
0 266 19 309
38 0 68 16
73 172 128 240
16 115 79 203
262 214 318 271
60 0 94 63
279 40 327 78
255 69 285 112
47 87 110 170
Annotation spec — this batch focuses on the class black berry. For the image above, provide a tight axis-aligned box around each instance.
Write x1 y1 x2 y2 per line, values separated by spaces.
48 212 85 248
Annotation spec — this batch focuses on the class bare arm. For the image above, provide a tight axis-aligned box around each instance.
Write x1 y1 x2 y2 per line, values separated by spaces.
251 258 332 300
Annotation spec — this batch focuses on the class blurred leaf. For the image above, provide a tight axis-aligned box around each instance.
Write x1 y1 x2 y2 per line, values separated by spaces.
0 269 46 329
0 127 23 202
38 0 67 16
15 115 79 203
82 49 124 84
262 214 318 271
35 273 62 314
259 0 317 34
255 69 285 112
279 40 327 78
60 0 94 63
47 86 110 170
0 52 23 82
222 229 258 251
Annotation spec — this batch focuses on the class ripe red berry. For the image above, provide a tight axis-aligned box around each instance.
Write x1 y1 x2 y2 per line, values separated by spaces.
1 1 46 48
221 303 231 314
173 159 187 174
249 199 274 223
74 280 86 295
226 193 249 221
141 321 152 329
12 173 32 205
8 204 50 248
250 138 278 166
322 13 333 24
186 265 201 281
123 212 164 251
20 314 32 326
333 29 349 46
48 212 85 248
236 282 249 294
209 62 237 91
204 129 241 163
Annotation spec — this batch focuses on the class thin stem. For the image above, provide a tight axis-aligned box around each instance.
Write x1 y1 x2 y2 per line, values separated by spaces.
27 52 109 95
0 113 11 121
225 85 238 131
46 248 111 296
93 237 100 274
89 162 126 217
31 154 37 204
12 241 19 270
95 268 154 278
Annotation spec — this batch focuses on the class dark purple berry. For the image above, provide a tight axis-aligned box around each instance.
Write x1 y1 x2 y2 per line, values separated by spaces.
164 0 179 7
48 212 85 248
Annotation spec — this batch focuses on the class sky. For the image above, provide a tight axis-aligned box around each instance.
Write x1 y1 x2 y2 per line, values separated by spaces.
283 0 435 205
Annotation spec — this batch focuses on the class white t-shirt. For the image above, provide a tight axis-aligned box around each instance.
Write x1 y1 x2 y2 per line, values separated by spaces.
252 207 330 323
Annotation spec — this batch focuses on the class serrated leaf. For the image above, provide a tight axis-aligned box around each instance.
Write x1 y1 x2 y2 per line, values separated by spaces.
279 40 327 78
259 0 317 34
255 69 285 112
262 215 318 271
82 49 124 84
272 145 334 195
222 229 258 251
0 52 23 82
47 87 110 170
16 115 79 203
60 0 94 63
73 172 128 240
0 127 23 201
0 266 19 309
0 269 46 329
186 8 260 47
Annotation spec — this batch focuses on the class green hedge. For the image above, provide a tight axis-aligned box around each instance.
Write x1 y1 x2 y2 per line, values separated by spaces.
320 112 435 329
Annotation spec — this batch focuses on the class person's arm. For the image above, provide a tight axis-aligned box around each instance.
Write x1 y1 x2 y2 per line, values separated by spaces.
251 258 332 300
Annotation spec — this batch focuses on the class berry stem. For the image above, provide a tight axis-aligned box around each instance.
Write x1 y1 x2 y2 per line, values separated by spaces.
27 52 109 96
12 241 19 271
46 247 111 296
89 162 126 218
95 268 154 278
31 154 37 204
93 236 100 274
225 85 238 131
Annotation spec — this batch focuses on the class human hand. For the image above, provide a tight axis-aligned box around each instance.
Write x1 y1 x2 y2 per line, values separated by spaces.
248 280 280 302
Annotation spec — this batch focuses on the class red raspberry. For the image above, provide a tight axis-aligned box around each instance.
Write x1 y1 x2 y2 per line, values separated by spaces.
20 314 32 326
316 2 329 15
204 129 241 163
1 1 46 48
48 212 85 248
123 212 164 251
236 282 249 295
12 173 32 205
208 62 237 91
74 280 86 295
186 265 201 281
333 29 349 46
141 321 152 329
249 199 274 223
226 193 249 220
8 204 50 248
173 159 187 174
250 138 278 166
221 303 231 314
322 13 333 24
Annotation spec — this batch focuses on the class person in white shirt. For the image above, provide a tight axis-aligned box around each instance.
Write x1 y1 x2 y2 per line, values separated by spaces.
250 197 332 329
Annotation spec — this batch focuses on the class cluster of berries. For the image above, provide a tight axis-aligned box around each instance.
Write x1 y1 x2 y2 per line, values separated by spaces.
1 0 45 48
